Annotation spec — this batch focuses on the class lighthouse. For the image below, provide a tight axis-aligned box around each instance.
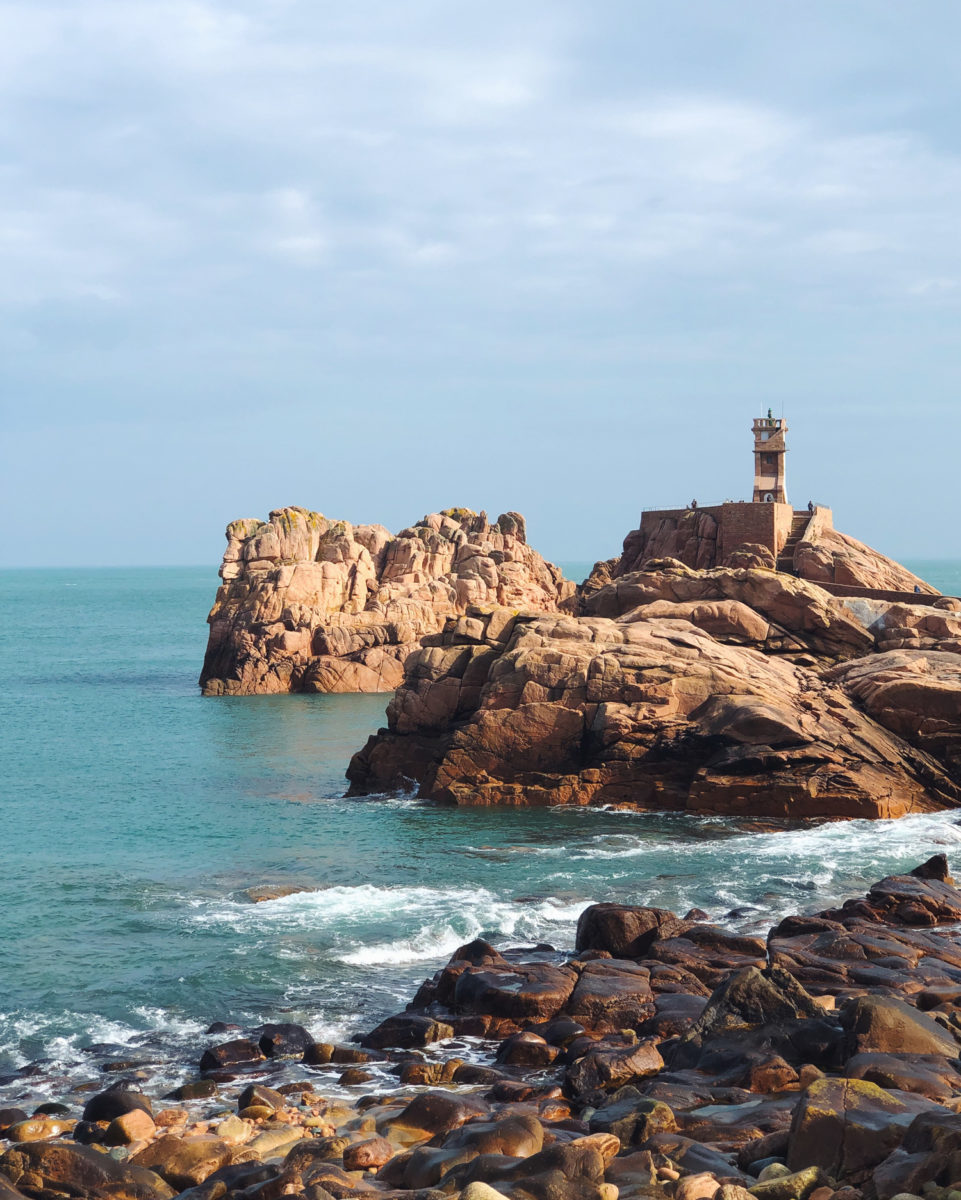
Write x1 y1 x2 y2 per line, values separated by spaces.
752 409 788 503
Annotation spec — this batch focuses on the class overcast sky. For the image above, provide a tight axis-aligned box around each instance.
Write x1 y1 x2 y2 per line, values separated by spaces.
2 1 959 567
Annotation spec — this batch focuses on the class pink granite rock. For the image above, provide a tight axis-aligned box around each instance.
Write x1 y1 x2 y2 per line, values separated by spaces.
200 507 574 695
347 583 961 818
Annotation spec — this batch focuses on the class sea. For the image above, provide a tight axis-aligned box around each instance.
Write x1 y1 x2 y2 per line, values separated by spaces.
1 559 960 1103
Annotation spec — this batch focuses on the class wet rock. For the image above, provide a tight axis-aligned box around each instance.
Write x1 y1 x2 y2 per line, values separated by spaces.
0 1111 27 1136
339 1068 375 1086
644 993 709 1039
532 1018 587 1047
255 1022 315 1059
304 1042 374 1066
236 1084 286 1113
911 854 954 884
32 1103 71 1118
5 1118 75 1143
453 1065 504 1086
398 1060 462 1086
164 1080 218 1102
786 1077 932 1184
494 1033 559 1069
199 1038 266 1072
361 1014 454 1051
567 1038 664 1099
565 959 656 1033
588 1086 677 1146
131 1135 234 1190
72 1121 106 1145
453 962 577 1021
242 883 312 903
390 1091 489 1138
575 906 688 957
82 1087 153 1123
0 1139 175 1199
237 1103 274 1120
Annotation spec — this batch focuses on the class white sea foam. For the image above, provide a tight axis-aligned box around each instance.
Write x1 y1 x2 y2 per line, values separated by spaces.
334 890 589 967
0 1005 209 1079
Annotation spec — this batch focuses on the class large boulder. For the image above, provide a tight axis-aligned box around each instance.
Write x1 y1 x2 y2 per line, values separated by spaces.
794 528 937 593
841 994 960 1057
131 1135 235 1191
0 1141 175 1200
787 1077 938 1184
575 905 689 957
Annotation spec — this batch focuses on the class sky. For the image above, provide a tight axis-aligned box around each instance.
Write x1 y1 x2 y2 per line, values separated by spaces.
2 0 960 567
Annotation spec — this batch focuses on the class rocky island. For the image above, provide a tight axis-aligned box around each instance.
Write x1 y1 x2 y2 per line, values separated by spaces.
202 414 961 822
346 557 961 820
200 507 573 696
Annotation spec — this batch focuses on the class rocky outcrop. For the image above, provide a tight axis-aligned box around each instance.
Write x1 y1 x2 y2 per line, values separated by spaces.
837 597 961 654
581 561 874 660
794 527 936 594
617 510 724 576
347 564 961 818
825 650 961 773
200 507 573 695
594 507 937 596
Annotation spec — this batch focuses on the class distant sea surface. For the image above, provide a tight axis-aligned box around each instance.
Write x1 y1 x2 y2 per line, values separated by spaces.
1 559 959 1097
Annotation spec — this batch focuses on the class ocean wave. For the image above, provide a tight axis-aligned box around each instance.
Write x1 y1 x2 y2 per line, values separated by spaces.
0 1005 208 1076
333 891 588 967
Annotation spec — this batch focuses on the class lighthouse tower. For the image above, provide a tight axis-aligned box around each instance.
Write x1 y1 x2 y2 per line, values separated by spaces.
753 410 788 503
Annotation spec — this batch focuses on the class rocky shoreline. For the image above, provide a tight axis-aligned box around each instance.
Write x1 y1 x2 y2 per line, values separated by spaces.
6 857 961 1200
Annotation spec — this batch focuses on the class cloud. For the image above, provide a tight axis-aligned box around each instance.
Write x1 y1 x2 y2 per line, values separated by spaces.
5 1 961 561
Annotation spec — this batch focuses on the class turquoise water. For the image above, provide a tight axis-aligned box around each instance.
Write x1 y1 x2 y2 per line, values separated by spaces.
1 563 959 1096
